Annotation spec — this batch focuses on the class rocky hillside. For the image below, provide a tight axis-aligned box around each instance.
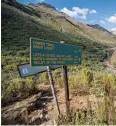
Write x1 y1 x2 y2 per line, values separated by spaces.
28 2 116 46
2 0 116 49
87 24 111 34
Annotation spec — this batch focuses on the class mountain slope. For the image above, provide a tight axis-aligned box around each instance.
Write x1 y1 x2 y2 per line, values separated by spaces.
29 2 116 46
2 0 116 49
87 24 111 34
1 0 104 56
2 0 105 85
2 0 116 72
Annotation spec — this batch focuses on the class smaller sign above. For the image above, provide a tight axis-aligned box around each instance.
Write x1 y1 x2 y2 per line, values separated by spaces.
18 64 61 78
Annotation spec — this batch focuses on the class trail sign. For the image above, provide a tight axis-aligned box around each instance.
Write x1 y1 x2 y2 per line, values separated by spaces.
18 64 61 78
30 38 82 66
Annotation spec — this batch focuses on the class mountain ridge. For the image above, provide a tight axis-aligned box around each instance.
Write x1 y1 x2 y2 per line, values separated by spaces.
27 2 116 45
87 24 112 34
2 0 116 48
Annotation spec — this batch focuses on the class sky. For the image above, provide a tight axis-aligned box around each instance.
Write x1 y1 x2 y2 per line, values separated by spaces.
18 0 116 31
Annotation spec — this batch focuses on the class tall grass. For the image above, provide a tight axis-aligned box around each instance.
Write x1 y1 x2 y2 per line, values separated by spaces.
69 68 93 96
56 69 116 125
1 77 38 106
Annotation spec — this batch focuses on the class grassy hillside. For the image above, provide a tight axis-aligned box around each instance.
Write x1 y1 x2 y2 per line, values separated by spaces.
36 3 116 46
1 0 116 125
1 0 115 104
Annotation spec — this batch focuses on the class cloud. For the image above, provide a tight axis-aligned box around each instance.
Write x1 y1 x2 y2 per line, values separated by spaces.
100 20 106 24
61 7 97 19
72 7 89 19
89 10 97 14
111 28 116 31
106 14 116 23
61 7 77 17
111 28 116 35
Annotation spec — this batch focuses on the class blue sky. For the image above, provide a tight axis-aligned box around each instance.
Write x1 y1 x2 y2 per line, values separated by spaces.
19 0 116 31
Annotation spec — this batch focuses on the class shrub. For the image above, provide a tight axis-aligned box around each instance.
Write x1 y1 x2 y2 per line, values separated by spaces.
1 77 38 106
55 77 64 88
69 68 93 96
94 72 116 92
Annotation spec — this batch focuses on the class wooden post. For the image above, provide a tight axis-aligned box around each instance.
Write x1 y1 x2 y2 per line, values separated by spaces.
62 65 70 115
105 84 114 125
47 66 60 115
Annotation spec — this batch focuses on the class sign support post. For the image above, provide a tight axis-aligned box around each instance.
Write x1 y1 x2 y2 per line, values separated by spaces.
47 66 60 116
62 65 70 115
30 38 82 116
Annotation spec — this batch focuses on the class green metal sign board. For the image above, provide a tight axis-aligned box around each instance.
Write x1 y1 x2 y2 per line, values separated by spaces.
30 38 82 66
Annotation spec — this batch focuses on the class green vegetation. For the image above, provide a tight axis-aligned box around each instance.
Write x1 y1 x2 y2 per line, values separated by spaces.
57 70 116 125
1 0 116 125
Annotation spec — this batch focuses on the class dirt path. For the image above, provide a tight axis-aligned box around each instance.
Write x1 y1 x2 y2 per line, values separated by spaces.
106 67 116 75
2 83 111 125
104 47 116 51
1 85 56 125
103 49 116 75
103 60 116 74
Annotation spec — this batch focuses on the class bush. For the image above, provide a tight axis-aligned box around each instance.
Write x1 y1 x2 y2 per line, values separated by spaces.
94 72 116 93
69 68 93 96
1 77 38 106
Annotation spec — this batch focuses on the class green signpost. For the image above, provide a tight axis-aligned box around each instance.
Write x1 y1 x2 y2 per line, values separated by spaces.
30 37 82 116
30 38 82 66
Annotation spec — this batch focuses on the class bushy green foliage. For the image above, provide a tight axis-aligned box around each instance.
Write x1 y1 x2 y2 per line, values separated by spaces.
1 77 38 105
69 68 92 96
56 71 116 125
57 108 101 125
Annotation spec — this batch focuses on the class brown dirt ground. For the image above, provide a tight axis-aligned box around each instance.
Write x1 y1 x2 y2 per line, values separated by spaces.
1 84 116 125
